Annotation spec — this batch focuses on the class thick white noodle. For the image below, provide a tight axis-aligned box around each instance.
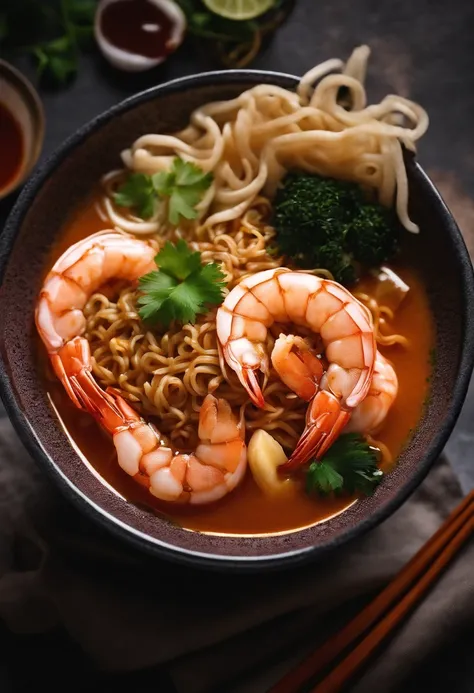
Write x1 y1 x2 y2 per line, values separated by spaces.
101 45 429 236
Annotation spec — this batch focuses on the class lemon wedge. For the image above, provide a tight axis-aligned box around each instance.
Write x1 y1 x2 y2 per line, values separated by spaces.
202 0 275 21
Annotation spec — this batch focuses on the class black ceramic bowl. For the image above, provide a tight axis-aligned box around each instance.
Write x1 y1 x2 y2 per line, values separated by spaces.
0 71 473 572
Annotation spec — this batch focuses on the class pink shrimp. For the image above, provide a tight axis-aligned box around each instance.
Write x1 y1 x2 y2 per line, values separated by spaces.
35 230 246 504
216 267 377 469
344 350 398 435
272 334 398 436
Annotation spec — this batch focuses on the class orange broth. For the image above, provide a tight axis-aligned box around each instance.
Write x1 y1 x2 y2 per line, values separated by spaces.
41 193 434 535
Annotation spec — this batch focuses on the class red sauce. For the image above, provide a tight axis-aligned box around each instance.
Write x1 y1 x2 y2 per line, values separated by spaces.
0 102 24 193
100 0 175 59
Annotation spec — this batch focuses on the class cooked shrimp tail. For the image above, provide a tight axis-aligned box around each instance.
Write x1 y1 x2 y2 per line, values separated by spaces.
279 350 399 472
36 231 247 505
50 337 92 409
54 337 142 433
240 363 267 409
280 391 351 471
53 338 247 504
271 334 324 402
271 333 351 469
217 267 376 468
219 338 268 408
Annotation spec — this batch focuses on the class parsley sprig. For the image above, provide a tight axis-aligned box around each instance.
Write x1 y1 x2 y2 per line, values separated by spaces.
137 239 226 329
114 158 213 226
114 174 156 220
1 0 95 85
306 433 384 498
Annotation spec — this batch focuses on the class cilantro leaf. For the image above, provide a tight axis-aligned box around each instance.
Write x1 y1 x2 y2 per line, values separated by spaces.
169 187 202 225
306 461 343 496
154 158 213 225
306 433 384 498
32 35 78 84
155 239 202 281
163 280 209 324
136 270 176 323
114 158 213 226
342 463 384 496
192 263 230 306
137 240 226 328
2 0 95 85
152 171 173 195
172 157 212 189
114 174 156 219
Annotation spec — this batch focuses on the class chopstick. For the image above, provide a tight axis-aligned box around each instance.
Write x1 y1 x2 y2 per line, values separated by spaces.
269 490 474 693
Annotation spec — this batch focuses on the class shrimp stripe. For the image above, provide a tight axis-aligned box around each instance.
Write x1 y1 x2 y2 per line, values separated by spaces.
216 268 377 411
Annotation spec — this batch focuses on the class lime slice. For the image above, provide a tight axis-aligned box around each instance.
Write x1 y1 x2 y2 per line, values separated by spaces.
202 0 276 21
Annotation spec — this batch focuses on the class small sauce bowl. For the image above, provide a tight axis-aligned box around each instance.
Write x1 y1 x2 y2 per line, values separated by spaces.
94 0 187 72
0 61 45 201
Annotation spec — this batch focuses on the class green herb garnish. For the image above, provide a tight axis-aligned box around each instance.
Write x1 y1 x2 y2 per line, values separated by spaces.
114 158 213 226
176 0 259 42
113 173 157 220
154 157 214 225
174 0 292 69
137 239 226 328
306 433 384 498
1 0 95 85
272 171 400 286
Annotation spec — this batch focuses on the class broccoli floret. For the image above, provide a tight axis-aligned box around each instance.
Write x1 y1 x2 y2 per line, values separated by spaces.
345 204 400 266
273 171 360 250
318 242 358 286
271 171 399 286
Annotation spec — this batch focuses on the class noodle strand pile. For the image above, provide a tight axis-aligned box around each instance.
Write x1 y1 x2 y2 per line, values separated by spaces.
101 45 428 237
85 46 421 454
84 205 310 450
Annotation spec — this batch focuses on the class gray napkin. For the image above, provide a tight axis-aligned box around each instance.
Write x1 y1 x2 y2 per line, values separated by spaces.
0 413 471 693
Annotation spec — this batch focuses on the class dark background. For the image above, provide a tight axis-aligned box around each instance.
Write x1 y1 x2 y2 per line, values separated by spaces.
1 0 474 690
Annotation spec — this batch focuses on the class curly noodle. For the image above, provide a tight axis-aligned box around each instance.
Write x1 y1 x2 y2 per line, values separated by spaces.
84 203 402 453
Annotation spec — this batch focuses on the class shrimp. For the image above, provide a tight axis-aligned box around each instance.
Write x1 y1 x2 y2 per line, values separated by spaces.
35 230 246 504
344 351 398 435
272 334 398 436
216 267 377 469
36 230 157 403
271 335 325 401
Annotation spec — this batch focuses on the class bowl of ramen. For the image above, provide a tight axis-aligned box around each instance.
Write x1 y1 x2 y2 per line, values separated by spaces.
0 46 473 571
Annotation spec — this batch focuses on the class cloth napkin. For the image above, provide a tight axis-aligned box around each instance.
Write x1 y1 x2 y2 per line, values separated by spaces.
0 412 472 693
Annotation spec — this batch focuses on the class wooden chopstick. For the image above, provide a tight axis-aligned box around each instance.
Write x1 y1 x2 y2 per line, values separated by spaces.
269 490 474 693
312 512 474 692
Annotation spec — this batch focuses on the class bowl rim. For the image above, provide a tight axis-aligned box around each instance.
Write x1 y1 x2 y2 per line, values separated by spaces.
1 68 474 572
